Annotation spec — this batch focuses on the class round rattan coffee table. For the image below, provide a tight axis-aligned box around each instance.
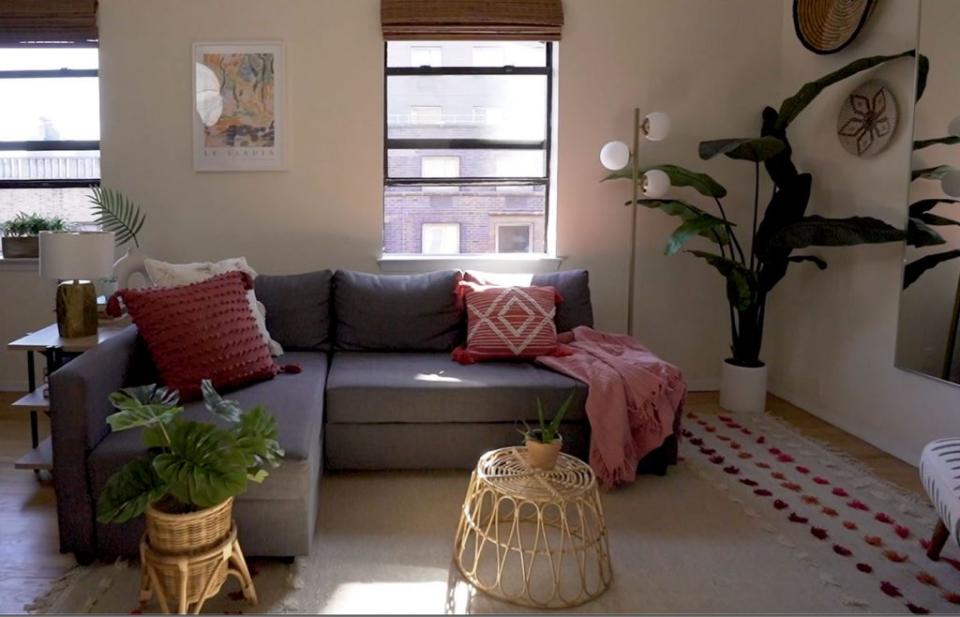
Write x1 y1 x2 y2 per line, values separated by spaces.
453 447 612 609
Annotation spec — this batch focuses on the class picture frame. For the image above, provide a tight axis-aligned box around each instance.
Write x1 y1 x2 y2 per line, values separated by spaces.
192 41 285 172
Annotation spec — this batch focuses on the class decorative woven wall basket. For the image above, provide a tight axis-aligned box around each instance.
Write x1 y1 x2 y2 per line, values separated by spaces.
836 79 898 158
793 0 876 54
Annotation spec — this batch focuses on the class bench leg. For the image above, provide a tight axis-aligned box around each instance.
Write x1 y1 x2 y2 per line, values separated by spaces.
928 519 950 561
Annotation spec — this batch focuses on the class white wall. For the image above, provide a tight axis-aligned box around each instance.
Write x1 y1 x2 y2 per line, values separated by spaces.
0 0 784 390
766 0 960 465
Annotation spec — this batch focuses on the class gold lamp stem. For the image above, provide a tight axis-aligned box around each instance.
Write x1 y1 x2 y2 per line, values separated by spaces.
627 107 641 337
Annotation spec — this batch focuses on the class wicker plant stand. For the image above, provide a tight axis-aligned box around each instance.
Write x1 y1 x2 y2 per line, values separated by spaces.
453 447 612 609
137 497 256 613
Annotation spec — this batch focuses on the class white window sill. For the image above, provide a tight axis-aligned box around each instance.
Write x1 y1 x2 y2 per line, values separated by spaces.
378 254 564 274
0 257 39 272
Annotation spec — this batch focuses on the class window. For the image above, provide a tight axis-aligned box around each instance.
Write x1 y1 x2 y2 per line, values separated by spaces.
410 46 442 67
496 224 533 253
472 46 505 67
384 41 553 255
410 105 443 125
0 47 100 237
421 223 461 254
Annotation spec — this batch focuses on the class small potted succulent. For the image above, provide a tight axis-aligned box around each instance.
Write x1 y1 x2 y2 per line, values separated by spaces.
97 380 283 559
1 212 67 258
519 394 574 470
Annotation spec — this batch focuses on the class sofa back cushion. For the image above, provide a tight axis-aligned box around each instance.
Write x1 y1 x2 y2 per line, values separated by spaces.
254 270 333 351
333 270 463 351
464 269 594 332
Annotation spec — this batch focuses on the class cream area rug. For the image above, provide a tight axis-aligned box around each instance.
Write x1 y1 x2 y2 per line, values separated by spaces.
29 412 959 614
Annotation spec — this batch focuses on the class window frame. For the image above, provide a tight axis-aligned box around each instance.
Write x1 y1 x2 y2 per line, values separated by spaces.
383 41 554 252
0 47 100 190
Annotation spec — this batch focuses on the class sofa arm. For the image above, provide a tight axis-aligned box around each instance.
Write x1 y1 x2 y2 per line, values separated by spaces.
49 325 146 559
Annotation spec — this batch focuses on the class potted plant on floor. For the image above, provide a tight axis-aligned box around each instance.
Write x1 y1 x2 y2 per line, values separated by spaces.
1 212 67 258
604 51 921 412
97 379 283 596
520 394 574 470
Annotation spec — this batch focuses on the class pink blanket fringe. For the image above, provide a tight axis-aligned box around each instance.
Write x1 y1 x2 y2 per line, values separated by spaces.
537 326 687 488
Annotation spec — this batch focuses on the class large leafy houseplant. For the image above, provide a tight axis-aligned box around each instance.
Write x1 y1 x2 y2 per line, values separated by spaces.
97 380 284 524
604 51 918 368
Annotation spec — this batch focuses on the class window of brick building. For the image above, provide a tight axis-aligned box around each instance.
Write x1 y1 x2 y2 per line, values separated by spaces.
384 41 554 256
421 222 461 255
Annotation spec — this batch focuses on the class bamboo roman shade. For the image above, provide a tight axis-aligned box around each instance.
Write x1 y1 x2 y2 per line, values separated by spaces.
381 0 563 40
0 0 98 45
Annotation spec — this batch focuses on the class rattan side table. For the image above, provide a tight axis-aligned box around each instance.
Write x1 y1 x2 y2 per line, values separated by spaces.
138 525 257 614
453 447 612 609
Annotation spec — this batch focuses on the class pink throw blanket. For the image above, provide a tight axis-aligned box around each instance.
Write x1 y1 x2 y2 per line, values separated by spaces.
537 326 686 488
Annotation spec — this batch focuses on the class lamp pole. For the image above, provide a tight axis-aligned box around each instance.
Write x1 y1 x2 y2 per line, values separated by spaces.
627 108 640 337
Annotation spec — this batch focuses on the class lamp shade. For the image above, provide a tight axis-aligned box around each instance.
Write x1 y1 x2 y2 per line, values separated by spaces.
948 115 960 138
643 111 671 141
642 169 671 198
40 231 115 280
942 168 960 198
599 140 630 171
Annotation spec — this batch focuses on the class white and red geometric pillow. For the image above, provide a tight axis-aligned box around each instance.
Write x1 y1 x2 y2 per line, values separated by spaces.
452 283 564 364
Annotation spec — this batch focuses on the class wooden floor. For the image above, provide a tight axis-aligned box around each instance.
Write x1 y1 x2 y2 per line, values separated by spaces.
0 390 924 614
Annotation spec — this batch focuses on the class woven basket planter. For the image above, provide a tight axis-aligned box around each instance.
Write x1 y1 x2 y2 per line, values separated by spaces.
145 497 233 555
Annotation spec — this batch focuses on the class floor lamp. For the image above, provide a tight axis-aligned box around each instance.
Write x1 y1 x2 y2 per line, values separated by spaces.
600 109 672 336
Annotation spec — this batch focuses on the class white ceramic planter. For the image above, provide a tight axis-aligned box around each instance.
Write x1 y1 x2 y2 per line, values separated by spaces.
719 360 768 413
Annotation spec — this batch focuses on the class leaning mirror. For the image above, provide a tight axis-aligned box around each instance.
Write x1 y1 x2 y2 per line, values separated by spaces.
895 0 960 384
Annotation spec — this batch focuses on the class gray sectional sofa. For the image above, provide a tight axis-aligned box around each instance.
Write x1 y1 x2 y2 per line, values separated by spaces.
48 268 661 564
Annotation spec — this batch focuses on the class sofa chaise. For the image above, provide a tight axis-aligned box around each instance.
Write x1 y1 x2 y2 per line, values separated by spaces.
49 268 669 564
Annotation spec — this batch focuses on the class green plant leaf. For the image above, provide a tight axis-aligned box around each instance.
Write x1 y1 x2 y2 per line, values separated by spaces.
907 218 947 248
117 384 179 407
153 422 248 508
631 199 731 244
248 469 269 483
106 393 182 433
754 173 813 263
201 379 242 423
904 250 960 288
776 50 915 130
917 53 930 101
88 185 146 248
665 215 731 255
605 164 727 198
918 213 960 227
914 136 960 150
235 405 284 469
685 250 756 311
912 165 958 181
765 215 905 252
546 392 575 439
787 255 828 270
910 198 960 217
96 458 167 523
698 137 786 162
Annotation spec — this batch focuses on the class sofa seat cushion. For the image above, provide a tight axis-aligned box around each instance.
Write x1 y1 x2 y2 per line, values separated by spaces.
325 352 586 424
88 351 327 505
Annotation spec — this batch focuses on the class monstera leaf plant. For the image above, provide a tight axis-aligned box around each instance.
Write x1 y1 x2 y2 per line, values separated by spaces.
604 51 918 371
97 380 284 524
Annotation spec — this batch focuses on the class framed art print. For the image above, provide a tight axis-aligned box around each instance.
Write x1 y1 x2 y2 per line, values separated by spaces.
193 42 285 171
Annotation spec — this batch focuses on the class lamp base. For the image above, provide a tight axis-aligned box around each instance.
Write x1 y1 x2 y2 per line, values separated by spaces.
55 280 98 338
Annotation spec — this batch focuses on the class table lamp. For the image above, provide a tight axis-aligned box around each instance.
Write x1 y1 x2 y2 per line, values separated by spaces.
39 231 115 338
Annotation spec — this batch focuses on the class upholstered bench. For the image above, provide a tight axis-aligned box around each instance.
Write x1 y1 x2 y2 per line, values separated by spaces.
920 438 960 559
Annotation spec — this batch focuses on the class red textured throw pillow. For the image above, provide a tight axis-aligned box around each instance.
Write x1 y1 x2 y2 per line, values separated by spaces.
118 271 279 400
453 283 564 364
